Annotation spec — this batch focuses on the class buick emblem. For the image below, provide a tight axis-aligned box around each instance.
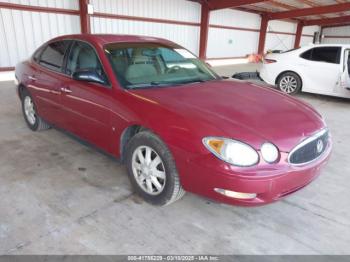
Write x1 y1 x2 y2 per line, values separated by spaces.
316 139 324 153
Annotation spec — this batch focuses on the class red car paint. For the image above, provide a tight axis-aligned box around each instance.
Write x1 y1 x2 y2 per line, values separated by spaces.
15 34 331 206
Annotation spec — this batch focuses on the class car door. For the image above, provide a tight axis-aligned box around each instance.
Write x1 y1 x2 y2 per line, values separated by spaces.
30 40 71 126
60 40 113 153
298 46 341 95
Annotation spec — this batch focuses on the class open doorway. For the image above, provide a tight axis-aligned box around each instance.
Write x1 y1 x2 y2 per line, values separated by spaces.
341 49 350 90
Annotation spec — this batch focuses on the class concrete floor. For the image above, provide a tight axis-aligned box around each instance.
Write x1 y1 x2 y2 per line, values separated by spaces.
0 64 350 255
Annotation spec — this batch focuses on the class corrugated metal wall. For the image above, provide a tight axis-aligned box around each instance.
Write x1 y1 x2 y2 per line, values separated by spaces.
322 25 350 44
207 9 260 59
265 21 318 52
90 0 201 55
301 25 319 46
0 0 323 69
91 0 199 23
207 9 319 57
0 0 78 9
265 20 296 51
0 0 80 68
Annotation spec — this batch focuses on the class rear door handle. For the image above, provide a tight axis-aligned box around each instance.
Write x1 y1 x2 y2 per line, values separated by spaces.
60 87 72 93
28 76 37 81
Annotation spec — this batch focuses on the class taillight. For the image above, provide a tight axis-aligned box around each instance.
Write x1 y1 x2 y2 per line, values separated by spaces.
263 59 277 64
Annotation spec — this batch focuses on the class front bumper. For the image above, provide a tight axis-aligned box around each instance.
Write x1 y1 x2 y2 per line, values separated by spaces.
176 141 332 207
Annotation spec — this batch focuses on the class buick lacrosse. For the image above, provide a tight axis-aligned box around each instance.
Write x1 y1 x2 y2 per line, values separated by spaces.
15 34 331 206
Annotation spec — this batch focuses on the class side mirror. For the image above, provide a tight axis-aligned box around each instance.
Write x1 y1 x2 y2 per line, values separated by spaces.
72 69 107 85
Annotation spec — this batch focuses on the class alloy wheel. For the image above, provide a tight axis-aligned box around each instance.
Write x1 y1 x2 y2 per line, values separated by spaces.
24 96 36 125
131 146 166 195
279 75 298 94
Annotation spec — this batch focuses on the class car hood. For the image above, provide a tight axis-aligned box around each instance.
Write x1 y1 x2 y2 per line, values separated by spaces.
130 80 325 152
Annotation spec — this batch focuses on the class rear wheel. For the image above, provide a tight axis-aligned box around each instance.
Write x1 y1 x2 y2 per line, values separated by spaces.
125 131 185 206
277 72 302 95
21 89 51 131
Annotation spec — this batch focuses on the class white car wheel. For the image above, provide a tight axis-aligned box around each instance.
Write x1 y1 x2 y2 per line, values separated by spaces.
277 72 302 95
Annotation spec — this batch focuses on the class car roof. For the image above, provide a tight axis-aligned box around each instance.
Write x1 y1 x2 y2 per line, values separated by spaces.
304 43 350 48
49 34 176 46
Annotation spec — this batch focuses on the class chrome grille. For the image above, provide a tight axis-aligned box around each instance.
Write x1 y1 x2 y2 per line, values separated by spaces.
288 129 329 165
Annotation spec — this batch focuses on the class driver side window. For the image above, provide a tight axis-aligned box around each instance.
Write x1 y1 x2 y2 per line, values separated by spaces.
67 41 107 83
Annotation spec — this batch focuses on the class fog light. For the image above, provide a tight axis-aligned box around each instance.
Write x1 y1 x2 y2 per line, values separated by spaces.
261 142 279 163
214 188 257 199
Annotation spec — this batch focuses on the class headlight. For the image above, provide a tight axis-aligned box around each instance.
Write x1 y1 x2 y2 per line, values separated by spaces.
203 137 259 167
261 142 279 163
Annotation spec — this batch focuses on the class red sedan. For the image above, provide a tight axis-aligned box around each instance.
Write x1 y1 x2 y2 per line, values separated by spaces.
15 34 331 206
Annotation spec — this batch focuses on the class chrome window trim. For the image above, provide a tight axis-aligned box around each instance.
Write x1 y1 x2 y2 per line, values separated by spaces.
288 128 329 166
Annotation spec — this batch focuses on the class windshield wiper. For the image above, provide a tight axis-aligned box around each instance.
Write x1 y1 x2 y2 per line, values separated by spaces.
126 79 211 89
126 81 171 89
172 78 209 85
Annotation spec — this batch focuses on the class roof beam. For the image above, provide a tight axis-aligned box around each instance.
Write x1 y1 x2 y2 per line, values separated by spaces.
322 22 350 29
296 0 328 19
304 15 350 26
269 2 350 20
268 0 298 10
208 0 268 10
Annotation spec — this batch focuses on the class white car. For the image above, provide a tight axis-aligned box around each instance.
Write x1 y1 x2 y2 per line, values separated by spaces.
259 44 350 98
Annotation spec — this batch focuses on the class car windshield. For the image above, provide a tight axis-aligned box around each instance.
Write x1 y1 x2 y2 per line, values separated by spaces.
104 43 219 89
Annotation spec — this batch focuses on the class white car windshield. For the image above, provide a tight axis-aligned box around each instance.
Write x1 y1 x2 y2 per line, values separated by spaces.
104 43 219 89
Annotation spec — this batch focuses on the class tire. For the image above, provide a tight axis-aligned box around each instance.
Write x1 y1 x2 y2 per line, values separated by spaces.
277 72 302 95
21 89 51 131
125 131 185 206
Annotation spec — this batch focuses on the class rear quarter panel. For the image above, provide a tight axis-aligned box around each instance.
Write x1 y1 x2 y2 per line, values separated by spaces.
15 60 33 96
260 52 305 87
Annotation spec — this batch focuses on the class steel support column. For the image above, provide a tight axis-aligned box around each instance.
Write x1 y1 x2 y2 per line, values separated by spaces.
79 0 90 34
199 2 210 60
258 15 268 54
294 22 304 48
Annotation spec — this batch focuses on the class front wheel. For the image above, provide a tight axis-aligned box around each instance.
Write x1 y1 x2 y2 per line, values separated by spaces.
125 131 185 206
277 72 302 95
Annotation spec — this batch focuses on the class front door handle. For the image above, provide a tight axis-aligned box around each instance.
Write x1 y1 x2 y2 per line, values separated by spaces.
28 76 37 81
60 87 72 93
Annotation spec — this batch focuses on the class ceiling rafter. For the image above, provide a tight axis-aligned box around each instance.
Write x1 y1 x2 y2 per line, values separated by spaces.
241 5 273 13
207 0 269 10
332 0 346 16
304 15 350 26
267 0 299 10
296 0 328 19
193 0 348 26
268 2 350 20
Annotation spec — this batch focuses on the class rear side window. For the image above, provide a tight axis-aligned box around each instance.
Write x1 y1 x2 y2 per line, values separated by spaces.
300 47 341 64
300 49 312 60
39 41 70 72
